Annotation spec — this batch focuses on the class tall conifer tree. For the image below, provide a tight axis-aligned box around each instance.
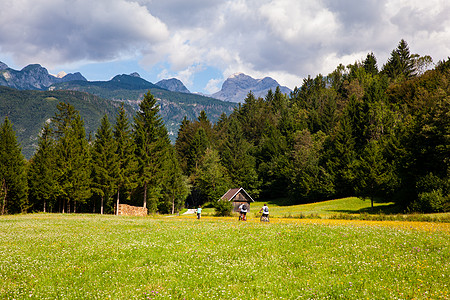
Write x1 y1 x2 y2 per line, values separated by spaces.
113 104 137 215
382 39 416 79
160 145 190 214
91 115 118 214
175 116 194 174
354 141 398 208
134 91 169 212
52 102 91 213
0 117 28 214
28 123 57 212
220 116 260 198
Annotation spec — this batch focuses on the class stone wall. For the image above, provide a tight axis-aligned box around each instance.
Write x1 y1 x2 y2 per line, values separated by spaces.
116 204 147 217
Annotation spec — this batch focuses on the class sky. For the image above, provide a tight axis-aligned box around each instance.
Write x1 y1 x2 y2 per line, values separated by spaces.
0 0 449 94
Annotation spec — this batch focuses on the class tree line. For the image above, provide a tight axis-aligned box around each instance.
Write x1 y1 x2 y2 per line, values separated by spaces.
1 92 189 215
1 40 449 215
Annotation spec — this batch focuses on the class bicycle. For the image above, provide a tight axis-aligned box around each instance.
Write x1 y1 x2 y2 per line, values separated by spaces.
260 213 270 222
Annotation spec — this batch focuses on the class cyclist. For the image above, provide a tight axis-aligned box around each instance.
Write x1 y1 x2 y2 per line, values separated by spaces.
238 203 248 221
259 204 269 221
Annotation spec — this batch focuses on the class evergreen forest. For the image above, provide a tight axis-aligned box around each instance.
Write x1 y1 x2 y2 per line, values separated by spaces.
1 40 449 215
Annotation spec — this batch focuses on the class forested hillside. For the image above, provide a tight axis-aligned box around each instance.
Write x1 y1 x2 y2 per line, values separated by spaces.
175 40 449 213
1 40 448 215
0 87 133 158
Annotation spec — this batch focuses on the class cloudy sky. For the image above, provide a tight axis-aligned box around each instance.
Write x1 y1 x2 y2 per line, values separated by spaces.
1 0 449 93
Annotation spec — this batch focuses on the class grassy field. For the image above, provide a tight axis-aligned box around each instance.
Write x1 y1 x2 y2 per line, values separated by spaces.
199 197 450 222
199 197 400 218
249 197 400 217
1 213 449 299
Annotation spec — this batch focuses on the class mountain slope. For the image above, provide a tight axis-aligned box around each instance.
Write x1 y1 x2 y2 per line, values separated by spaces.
212 72 292 102
0 86 133 159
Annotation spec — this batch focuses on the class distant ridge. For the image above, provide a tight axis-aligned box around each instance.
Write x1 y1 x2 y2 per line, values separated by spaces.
0 86 134 159
0 62 86 90
211 72 291 103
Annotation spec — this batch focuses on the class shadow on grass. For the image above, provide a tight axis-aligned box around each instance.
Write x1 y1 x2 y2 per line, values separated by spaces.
265 197 299 207
328 203 403 215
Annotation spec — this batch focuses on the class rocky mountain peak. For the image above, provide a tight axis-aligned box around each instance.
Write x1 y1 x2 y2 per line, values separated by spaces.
211 73 291 103
156 78 190 93
61 72 86 82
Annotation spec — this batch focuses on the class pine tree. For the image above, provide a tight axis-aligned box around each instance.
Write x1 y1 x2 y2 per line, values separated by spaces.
237 91 272 144
113 104 138 214
382 39 416 80
219 116 260 198
91 115 118 214
197 110 214 140
175 116 194 174
354 141 398 209
134 91 170 212
256 122 289 198
28 123 57 212
160 146 190 214
396 39 416 78
363 52 379 76
0 117 28 214
187 127 209 174
52 102 91 213
325 108 358 196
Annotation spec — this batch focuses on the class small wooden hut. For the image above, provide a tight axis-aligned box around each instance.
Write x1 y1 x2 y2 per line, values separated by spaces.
220 187 254 212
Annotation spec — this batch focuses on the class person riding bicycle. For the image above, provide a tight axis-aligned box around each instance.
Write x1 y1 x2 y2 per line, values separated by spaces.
259 204 269 220
238 203 248 221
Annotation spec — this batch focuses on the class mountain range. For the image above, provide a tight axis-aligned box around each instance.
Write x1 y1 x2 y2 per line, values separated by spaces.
0 61 292 158
212 72 292 102
0 61 291 102
47 73 236 137
0 63 86 90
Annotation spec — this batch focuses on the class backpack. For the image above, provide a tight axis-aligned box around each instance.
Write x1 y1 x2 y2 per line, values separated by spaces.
263 206 269 213
241 204 246 211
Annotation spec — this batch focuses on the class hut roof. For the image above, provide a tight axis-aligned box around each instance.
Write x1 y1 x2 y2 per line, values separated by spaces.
221 187 254 202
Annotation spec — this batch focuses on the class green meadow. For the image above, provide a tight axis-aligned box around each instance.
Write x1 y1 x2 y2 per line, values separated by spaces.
1 213 449 299
202 197 450 222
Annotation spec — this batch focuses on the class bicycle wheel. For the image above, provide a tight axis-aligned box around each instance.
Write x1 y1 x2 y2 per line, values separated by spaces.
260 215 269 222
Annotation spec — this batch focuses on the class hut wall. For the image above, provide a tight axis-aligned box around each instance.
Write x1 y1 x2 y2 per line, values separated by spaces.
234 192 247 201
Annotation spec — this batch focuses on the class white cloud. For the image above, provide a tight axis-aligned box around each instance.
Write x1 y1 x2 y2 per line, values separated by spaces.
1 0 449 92
259 0 339 42
204 78 223 94
0 0 169 67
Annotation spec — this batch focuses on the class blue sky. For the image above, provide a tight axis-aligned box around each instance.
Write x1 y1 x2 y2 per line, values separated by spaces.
1 0 449 94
